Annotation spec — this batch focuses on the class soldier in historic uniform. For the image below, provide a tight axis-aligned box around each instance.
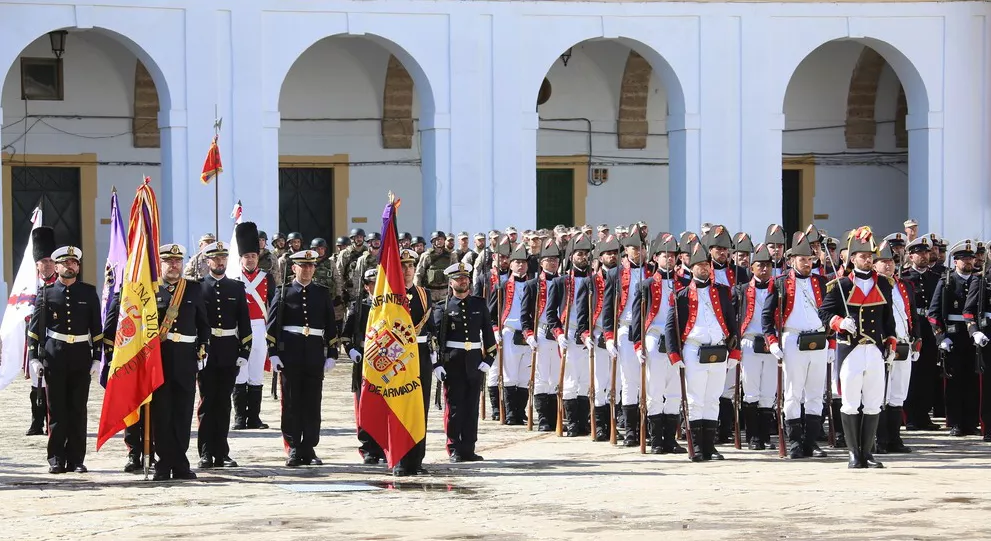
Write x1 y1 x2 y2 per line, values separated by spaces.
107 244 211 480
395 248 437 476
521 239 563 432
432 262 498 462
603 227 650 446
819 227 896 469
197 241 252 468
963 243 991 442
765 225 789 277
27 246 103 474
476 237 511 418
873 240 918 453
763 233 830 459
311 237 346 335
631 233 688 454
416 231 458 303
928 239 979 436
665 243 741 461
732 243 777 450
343 268 385 464
733 232 754 269
268 249 340 466
231 223 276 431
488 243 530 424
351 232 382 301
546 233 594 437
183 233 217 280
25 226 57 436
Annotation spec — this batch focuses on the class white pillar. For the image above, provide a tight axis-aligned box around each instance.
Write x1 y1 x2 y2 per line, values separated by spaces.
159 109 193 248
261 110 281 235
907 113 939 237
668 113 701 234
0 106 7 307
421 112 452 233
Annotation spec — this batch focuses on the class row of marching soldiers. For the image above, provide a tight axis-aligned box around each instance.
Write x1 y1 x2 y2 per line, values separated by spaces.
475 221 983 469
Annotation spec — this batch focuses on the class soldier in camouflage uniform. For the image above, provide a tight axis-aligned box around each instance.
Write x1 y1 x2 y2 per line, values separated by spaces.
335 236 349 256
183 233 216 280
257 231 282 285
311 237 346 326
277 232 304 284
349 233 382 308
453 231 471 262
336 228 368 306
272 233 288 260
415 231 458 303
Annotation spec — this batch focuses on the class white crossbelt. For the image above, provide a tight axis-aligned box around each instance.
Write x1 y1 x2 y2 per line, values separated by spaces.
164 332 197 343
946 315 966 322
211 328 238 337
284 325 324 337
46 330 90 344
416 335 429 343
446 341 482 351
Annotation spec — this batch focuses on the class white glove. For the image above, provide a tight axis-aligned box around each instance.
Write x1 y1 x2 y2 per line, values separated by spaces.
839 317 858 335
29 359 42 374
769 342 784 361
669 356 684 370
975 331 990 347
349 349 362 363
636 348 646 365
236 357 247 367
477 362 490 373
606 339 618 358
89 361 100 377
583 337 594 350
557 335 568 351
910 350 920 362
494 331 502 346
740 338 754 351
270 355 283 372
430 352 437 366
198 355 209 371
433 366 447 382
939 338 953 352
324 357 336 371
826 348 836 364
525 335 538 350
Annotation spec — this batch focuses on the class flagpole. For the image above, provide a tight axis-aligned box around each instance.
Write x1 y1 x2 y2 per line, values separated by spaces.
213 108 222 238
142 401 151 480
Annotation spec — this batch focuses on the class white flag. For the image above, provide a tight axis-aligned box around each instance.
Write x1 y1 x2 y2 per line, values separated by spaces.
0 208 43 390
226 201 243 281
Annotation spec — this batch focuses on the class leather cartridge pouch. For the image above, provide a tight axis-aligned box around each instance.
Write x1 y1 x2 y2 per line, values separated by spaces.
751 335 769 354
513 330 527 346
797 330 827 351
894 342 910 361
698 345 728 364
656 335 667 354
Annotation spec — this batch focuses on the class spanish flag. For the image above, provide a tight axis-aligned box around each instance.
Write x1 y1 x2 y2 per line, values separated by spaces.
358 196 425 467
200 135 223 185
96 179 164 449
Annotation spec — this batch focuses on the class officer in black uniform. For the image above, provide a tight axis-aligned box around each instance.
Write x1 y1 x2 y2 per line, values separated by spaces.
343 268 385 465
27 246 103 474
268 249 340 467
964 243 991 442
901 236 941 431
197 241 251 469
432 262 498 462
396 248 437 476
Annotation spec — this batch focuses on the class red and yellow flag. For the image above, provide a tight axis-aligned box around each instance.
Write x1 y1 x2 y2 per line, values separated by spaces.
200 135 223 185
358 196 425 467
97 179 164 449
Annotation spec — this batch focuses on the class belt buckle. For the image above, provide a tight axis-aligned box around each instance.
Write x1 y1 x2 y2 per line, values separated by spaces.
67 334 75 344
303 326 310 337
465 341 472 351
212 328 222 337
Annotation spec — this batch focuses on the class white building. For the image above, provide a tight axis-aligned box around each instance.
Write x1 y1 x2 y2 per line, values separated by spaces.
0 0 988 299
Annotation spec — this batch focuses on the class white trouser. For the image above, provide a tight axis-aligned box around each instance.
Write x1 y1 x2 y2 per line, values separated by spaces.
236 320 268 385
741 348 777 408
830 344 840 396
886 359 912 407
617 325 641 406
684 343 728 421
562 335 590 399
534 333 560 395
644 334 681 415
591 341 612 407
499 328 532 387
781 331 827 419
839 345 885 415
720 366 736 400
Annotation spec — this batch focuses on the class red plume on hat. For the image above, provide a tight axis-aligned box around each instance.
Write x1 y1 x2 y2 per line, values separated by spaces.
847 226 877 255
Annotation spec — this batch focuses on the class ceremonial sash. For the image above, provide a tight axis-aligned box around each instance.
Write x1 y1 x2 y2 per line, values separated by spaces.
158 278 188 340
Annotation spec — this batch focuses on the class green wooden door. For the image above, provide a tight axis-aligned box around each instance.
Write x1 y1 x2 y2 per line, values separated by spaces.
536 168 574 230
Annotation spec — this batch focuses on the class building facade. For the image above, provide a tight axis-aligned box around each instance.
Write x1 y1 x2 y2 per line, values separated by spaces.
0 0 988 301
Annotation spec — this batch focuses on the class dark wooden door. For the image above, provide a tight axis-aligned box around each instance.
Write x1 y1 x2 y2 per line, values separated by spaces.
279 167 334 244
782 169 801 242
536 168 574 230
11 166 81 274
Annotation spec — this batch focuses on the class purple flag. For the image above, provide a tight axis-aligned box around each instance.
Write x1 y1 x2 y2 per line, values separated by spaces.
100 188 128 387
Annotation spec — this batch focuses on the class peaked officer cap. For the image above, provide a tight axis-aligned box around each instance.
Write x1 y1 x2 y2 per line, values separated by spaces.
400 249 418 263
52 246 82 263
906 236 931 254
289 250 319 264
160 243 186 260
235 222 260 256
949 239 977 260
32 226 56 263
882 232 907 247
764 224 786 245
444 262 473 278
363 268 379 283
203 241 229 258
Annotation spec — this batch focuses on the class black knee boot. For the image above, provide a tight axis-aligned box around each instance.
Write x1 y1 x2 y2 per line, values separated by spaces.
861 414 884 468
841 413 864 468
718 398 735 444
593 405 610 441
563 399 581 437
26 387 45 436
803 414 827 457
786 418 805 459
576 398 591 436
647 415 664 453
743 402 761 450
232 384 248 430
886 406 911 453
874 407 890 454
759 407 775 448
487 386 501 421
535 394 554 432
704 420 724 460
690 420 704 462
831 398 846 448
623 405 640 447
661 414 687 453
246 385 269 429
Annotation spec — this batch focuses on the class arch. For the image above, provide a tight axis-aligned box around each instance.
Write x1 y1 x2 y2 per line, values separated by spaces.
895 84 908 149
382 54 414 149
132 60 160 148
272 32 436 118
844 46 886 149
617 51 651 150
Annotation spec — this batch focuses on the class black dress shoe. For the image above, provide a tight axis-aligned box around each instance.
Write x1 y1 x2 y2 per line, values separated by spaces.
172 470 197 480
215 457 239 468
950 426 965 437
231 419 247 430
464 454 484 462
25 426 44 436
124 455 143 473
152 470 171 481
48 464 65 474
285 456 302 467
306 457 323 466
198 457 214 469
415 467 429 475
362 455 380 465
708 450 724 461
71 464 88 473
862 455 884 469
393 467 414 477
247 420 269 430
984 433 991 442
848 453 865 469
449 454 465 463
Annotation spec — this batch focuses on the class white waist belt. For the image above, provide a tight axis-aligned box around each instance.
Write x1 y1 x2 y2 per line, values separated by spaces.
416 335 429 343
446 341 482 351
164 332 197 343
783 326 825 334
685 338 724 348
284 325 325 337
619 319 632 327
947 315 966 322
46 330 90 344
211 328 238 337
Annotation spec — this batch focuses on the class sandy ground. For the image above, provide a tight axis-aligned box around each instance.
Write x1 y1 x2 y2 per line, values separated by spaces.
1 363 989 540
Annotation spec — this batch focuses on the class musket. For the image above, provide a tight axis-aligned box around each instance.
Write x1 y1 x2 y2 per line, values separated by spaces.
733 362 742 450
497 276 506 424
776 273 787 459
976 262 987 376
638 280 647 454
37 276 49 434
822 248 845 446
556 277 571 437
527 288 538 432
939 263 952 380
609 278 619 445
671 284 694 460
588 276 597 441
